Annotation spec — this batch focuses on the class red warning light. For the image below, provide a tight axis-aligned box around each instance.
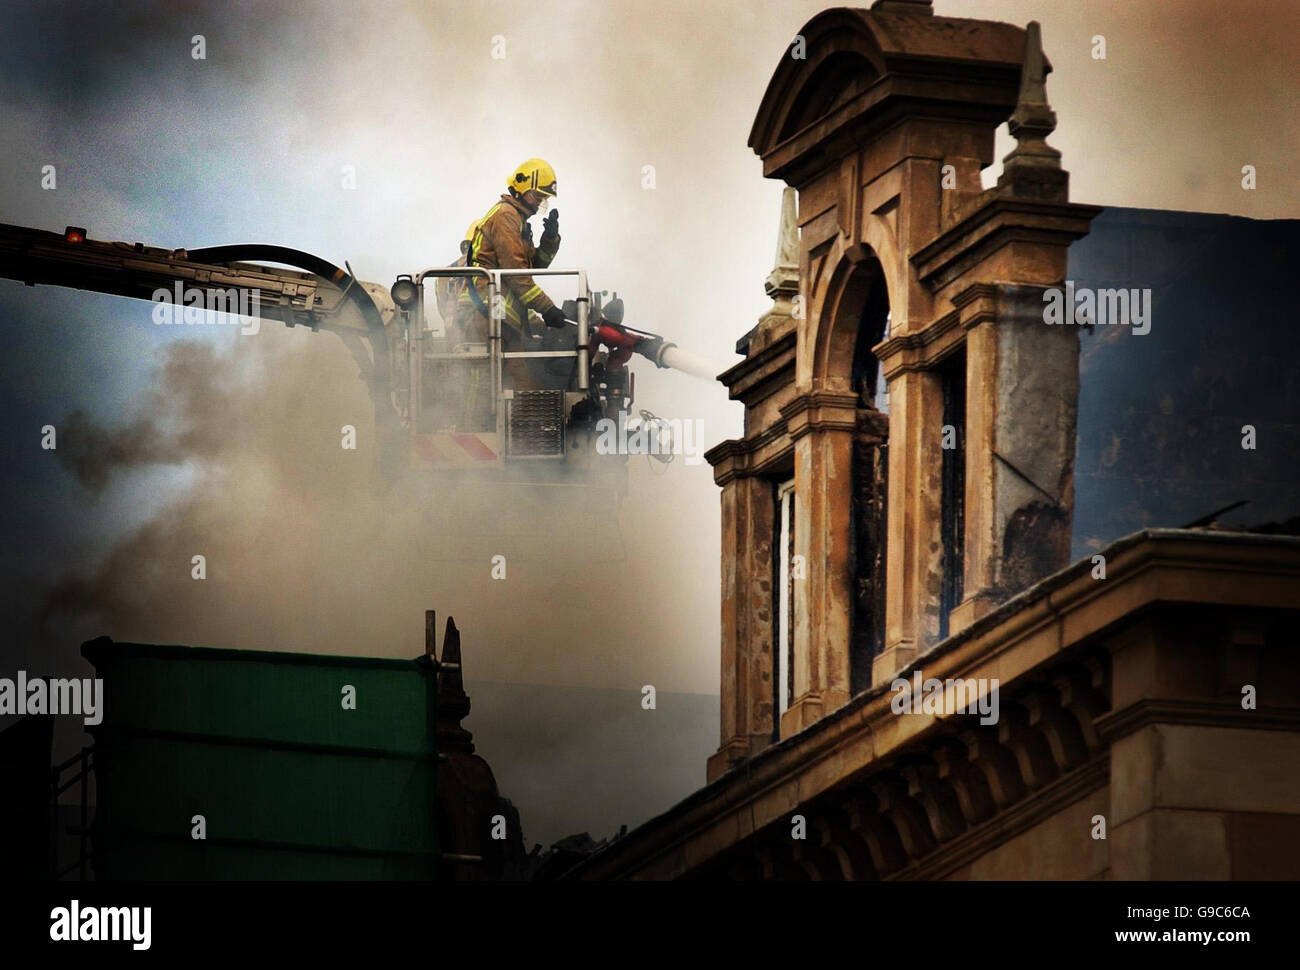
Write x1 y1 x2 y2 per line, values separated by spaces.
63 226 87 243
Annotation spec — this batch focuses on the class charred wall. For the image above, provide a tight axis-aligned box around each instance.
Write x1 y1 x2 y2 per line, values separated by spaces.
1069 207 1300 554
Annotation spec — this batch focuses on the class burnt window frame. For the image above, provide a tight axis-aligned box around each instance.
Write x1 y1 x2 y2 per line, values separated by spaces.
849 282 891 691
937 347 967 641
772 476 796 742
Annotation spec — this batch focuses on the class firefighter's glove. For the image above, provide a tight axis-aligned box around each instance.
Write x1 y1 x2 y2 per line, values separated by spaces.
541 209 560 246
543 306 569 329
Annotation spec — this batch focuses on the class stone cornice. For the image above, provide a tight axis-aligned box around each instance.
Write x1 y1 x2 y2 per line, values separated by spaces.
873 308 963 376
873 281 1037 375
704 439 750 486
705 421 793 485
1096 699 1300 743
718 328 796 407
563 531 1300 880
953 281 1001 330
779 389 861 441
952 281 1000 311
912 195 1103 291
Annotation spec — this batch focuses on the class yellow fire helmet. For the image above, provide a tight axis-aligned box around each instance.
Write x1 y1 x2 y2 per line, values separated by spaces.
508 157 557 198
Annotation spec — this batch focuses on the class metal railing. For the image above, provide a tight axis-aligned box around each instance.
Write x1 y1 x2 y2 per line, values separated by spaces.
49 744 96 881
410 267 590 438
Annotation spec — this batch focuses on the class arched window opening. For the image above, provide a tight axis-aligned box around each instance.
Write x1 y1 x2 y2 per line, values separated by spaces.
850 277 890 694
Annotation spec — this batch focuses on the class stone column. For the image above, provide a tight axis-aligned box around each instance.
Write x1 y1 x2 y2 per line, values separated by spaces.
873 364 945 684
780 389 858 733
953 282 1078 636
954 289 1000 631
707 459 776 782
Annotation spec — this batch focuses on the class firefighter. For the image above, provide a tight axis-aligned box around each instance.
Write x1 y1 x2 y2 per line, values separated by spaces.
455 158 568 390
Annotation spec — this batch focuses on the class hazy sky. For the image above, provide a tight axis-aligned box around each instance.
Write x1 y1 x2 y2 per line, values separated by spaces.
2 0 1296 844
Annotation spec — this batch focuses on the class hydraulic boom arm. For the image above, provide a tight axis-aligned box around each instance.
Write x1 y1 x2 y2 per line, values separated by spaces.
0 222 394 339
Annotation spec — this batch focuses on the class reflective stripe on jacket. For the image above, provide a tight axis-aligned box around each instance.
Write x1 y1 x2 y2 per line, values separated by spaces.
458 193 559 328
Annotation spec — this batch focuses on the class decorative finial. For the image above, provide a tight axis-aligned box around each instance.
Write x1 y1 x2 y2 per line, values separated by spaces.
764 186 799 301
738 186 801 355
998 22 1067 198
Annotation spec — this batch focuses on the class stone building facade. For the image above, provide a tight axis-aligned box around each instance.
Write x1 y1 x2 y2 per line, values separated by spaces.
569 0 1300 880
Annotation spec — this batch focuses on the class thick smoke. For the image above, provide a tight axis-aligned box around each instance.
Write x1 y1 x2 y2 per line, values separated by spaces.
38 324 709 691
27 324 724 847
54 342 243 490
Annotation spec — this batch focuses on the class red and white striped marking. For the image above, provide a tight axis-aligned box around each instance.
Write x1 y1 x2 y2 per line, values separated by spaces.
413 432 501 465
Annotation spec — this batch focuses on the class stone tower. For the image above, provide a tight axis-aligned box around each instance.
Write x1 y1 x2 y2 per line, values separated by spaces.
706 1 1100 779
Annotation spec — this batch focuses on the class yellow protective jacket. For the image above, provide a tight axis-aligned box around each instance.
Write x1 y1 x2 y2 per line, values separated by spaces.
458 193 560 331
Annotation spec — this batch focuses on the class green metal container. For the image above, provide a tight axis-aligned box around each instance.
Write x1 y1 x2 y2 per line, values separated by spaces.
83 638 438 880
